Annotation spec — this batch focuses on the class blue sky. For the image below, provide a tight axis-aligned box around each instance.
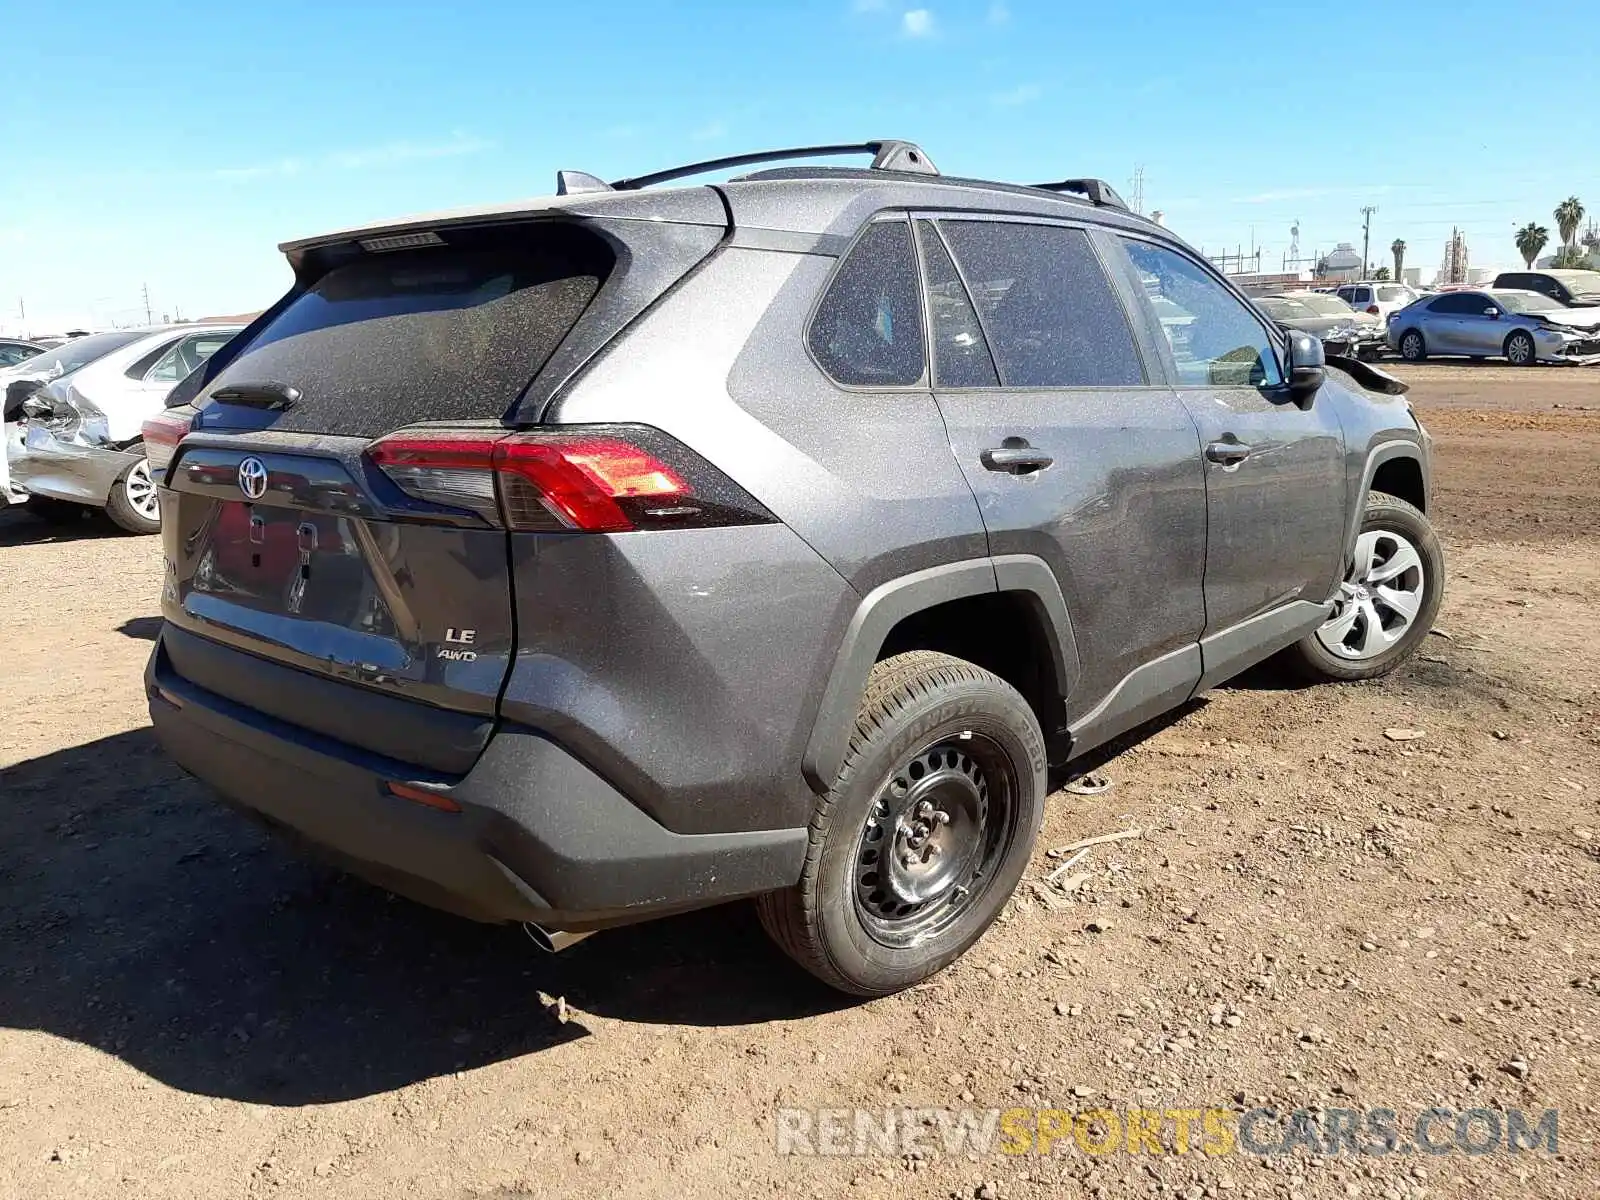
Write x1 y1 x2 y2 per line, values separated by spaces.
3 0 1596 329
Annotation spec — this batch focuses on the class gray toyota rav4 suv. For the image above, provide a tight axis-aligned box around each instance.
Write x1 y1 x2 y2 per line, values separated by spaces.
145 141 1441 996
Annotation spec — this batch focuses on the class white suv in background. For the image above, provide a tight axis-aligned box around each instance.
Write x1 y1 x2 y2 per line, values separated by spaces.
1335 281 1419 321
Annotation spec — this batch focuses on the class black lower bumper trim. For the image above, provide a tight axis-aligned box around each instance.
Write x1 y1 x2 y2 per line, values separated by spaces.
147 634 807 929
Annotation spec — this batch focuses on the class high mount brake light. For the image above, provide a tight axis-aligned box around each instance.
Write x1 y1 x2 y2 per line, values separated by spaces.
367 426 773 533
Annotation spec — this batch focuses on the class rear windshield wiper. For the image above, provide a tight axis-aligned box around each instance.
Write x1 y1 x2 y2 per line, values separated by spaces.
209 381 300 411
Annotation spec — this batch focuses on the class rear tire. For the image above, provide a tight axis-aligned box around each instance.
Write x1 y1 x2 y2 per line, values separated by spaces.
1398 330 1426 362
104 456 161 534
1504 330 1536 367
1283 491 1444 682
757 651 1047 997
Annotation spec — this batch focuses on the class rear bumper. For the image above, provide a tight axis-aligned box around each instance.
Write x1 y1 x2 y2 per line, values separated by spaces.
146 629 807 930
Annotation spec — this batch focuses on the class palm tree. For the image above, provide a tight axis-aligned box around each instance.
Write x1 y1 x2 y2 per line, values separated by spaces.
1555 197 1585 252
1390 238 1406 281
1516 222 1549 268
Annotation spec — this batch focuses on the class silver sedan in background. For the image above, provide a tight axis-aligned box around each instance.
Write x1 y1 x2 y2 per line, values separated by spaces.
1388 288 1600 365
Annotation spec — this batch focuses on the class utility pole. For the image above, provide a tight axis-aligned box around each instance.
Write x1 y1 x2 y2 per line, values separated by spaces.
142 283 152 325
1360 206 1378 277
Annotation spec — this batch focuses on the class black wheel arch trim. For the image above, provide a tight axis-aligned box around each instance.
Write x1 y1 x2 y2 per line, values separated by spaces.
802 555 1080 793
1347 441 1431 559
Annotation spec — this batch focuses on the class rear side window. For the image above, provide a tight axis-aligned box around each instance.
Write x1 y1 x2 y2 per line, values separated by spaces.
201 225 613 437
938 221 1144 387
1428 293 1482 315
809 218 926 388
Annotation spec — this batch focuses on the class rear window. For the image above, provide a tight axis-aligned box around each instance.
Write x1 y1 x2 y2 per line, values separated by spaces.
17 330 144 378
200 225 613 437
1377 286 1409 301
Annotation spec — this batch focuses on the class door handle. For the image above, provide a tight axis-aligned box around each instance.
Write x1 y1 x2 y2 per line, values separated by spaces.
1204 440 1253 466
981 446 1054 474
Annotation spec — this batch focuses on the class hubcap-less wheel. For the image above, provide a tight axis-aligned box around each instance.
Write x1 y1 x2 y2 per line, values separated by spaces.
1400 332 1424 361
853 736 1014 948
1506 333 1534 365
1315 529 1426 660
124 460 159 522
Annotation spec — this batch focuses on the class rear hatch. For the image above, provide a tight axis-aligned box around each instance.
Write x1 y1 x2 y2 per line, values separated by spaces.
155 213 722 774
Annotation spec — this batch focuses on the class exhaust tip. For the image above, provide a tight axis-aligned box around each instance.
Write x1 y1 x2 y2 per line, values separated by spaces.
522 922 596 954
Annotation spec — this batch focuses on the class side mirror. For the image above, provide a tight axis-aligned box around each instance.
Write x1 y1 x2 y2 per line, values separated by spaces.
1284 329 1325 410
1484 308 1500 318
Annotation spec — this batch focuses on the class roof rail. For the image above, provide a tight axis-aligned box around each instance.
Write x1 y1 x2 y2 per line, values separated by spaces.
579 140 938 193
1029 178 1130 212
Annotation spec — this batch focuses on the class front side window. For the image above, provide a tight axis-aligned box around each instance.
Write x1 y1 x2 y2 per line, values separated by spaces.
1430 293 1490 316
938 220 1144 387
808 218 926 387
1121 239 1283 388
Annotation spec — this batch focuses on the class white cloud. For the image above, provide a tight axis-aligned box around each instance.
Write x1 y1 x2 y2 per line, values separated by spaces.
901 8 935 36
991 82 1041 107
211 134 491 181
987 1 1010 23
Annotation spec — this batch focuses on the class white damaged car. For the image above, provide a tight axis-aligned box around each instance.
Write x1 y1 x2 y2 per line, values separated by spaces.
6 324 240 531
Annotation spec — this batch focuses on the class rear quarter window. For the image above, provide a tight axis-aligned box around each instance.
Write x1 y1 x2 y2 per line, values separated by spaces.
807 218 926 388
199 224 614 437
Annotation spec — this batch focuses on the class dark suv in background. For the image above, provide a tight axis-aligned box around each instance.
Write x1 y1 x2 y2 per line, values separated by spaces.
144 140 1441 996
1490 269 1600 308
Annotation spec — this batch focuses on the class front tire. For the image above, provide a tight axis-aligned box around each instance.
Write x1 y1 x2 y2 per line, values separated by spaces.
104 456 161 534
1398 330 1427 362
1284 491 1444 682
1504 330 1536 367
757 651 1047 996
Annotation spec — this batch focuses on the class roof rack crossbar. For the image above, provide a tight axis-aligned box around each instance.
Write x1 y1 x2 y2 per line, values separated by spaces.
605 139 938 191
1029 178 1130 211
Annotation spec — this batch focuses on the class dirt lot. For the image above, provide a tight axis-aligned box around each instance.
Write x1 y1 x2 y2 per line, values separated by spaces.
2 364 1597 1200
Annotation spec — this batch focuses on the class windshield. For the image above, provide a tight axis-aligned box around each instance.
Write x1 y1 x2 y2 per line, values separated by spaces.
5 330 144 379
1496 292 1564 314
1553 271 1600 297
1293 293 1357 316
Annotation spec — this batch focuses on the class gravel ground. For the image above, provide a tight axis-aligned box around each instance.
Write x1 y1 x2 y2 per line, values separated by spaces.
1 364 1597 1200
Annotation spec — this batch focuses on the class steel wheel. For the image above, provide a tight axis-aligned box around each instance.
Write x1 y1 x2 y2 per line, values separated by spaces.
852 734 1016 949
124 460 159 522
1315 529 1426 660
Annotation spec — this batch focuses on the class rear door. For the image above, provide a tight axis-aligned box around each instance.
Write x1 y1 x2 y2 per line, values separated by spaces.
156 223 621 774
1112 236 1347 639
921 215 1209 730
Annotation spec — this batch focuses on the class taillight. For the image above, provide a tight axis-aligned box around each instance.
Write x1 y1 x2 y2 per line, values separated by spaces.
141 409 193 476
367 425 773 533
1366 305 1380 315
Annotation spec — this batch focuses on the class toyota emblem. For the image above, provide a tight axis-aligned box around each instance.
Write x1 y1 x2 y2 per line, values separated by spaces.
237 456 269 500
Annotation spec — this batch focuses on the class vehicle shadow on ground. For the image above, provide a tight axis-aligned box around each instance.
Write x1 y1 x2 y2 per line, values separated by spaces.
0 728 848 1107
0 507 119 547
117 615 163 641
